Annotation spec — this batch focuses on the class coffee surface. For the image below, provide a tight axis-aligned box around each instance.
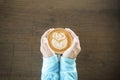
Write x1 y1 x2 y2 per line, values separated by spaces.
48 28 73 53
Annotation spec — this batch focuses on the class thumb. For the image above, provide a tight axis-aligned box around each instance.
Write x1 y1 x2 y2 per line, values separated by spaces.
69 38 77 51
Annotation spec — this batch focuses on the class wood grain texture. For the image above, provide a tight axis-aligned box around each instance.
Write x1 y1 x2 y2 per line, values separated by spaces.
0 0 120 80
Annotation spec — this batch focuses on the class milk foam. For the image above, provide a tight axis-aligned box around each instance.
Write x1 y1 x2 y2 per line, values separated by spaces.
52 32 68 50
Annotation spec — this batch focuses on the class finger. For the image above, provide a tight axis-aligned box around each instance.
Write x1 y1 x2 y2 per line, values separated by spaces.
41 28 54 39
76 39 81 53
40 45 44 54
77 37 81 48
65 28 78 38
76 47 81 53
42 38 47 49
40 39 45 51
40 38 44 50
68 38 77 51
43 38 54 53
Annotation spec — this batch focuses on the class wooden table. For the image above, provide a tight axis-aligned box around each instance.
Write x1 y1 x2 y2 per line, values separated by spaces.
0 0 120 80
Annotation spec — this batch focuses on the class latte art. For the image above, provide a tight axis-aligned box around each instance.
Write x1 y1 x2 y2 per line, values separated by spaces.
52 32 68 50
48 28 73 53
52 32 66 41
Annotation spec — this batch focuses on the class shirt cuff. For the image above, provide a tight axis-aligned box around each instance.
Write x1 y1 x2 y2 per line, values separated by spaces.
43 55 58 63
60 57 77 72
42 55 59 73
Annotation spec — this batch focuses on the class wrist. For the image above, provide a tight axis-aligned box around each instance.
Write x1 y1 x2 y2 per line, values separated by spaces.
62 55 76 59
60 56 76 71
42 52 55 58
43 55 58 63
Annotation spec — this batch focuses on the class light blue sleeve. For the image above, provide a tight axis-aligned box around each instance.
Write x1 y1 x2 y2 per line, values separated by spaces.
60 57 78 80
41 55 59 80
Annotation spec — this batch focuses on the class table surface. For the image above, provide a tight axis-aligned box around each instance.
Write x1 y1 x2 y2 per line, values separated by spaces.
0 0 120 80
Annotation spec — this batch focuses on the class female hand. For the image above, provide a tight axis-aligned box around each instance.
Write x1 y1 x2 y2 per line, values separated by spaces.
40 28 55 58
62 28 81 59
